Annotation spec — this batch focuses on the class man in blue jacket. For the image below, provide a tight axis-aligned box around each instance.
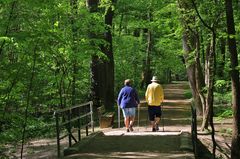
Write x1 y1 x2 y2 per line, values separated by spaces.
118 79 140 132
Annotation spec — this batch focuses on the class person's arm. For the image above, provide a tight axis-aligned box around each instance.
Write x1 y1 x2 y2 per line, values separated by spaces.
145 86 149 103
134 89 140 105
157 85 164 103
117 89 123 106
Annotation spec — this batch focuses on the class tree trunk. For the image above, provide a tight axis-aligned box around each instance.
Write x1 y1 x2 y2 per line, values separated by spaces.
195 33 204 115
200 30 217 158
201 43 211 130
144 11 153 87
182 32 203 114
102 0 115 110
21 45 38 159
178 0 203 115
225 1 240 158
145 28 152 86
87 0 115 110
87 0 101 108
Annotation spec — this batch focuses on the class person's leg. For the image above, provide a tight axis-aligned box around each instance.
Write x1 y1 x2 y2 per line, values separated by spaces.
154 106 162 131
124 116 130 131
129 116 135 126
129 107 136 131
151 121 155 131
122 108 130 132
148 107 156 131
154 117 160 130
129 116 135 131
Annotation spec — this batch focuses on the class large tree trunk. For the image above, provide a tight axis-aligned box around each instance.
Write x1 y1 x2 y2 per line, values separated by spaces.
87 0 101 108
225 1 240 158
195 32 205 115
90 55 102 107
87 0 115 110
182 33 202 114
101 0 115 110
141 11 153 88
201 43 211 130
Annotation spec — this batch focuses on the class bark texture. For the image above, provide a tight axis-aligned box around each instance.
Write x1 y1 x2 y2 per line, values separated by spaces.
225 1 240 158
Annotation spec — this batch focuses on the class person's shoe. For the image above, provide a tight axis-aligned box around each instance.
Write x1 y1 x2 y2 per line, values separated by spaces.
152 127 156 132
126 129 130 132
129 125 134 132
155 124 159 131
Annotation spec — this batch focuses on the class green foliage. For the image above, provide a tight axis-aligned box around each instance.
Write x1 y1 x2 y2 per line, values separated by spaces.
114 0 186 88
214 91 232 105
0 0 95 144
214 80 229 93
0 112 55 143
184 90 193 99
214 105 233 119
114 35 144 92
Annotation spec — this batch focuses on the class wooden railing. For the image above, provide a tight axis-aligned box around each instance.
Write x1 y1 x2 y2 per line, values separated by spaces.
54 101 94 157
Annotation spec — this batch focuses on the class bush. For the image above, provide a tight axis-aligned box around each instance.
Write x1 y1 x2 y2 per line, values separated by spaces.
214 80 230 93
214 105 233 119
0 114 56 144
184 90 192 99
214 91 231 105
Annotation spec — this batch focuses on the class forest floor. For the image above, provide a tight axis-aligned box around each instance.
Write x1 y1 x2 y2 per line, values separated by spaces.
1 81 232 159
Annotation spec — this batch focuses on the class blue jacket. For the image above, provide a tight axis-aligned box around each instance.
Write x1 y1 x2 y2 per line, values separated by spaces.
117 86 140 109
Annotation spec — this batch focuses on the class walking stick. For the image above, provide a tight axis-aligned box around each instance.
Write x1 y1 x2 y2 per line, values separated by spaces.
138 104 140 131
161 103 165 132
118 104 121 128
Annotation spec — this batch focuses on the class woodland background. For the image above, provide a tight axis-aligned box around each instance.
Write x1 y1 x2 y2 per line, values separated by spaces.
0 0 240 158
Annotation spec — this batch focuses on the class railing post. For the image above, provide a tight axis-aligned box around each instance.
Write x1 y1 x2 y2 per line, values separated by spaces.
90 101 94 132
77 107 81 141
118 104 121 128
86 125 89 136
67 109 72 147
55 112 61 158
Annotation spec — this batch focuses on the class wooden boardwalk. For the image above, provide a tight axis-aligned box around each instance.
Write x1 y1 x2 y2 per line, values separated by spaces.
64 82 195 159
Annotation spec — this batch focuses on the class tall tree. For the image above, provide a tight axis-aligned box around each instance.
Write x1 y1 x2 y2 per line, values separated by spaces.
177 0 203 116
101 0 115 110
145 10 153 87
87 0 115 110
87 0 102 108
190 0 216 132
225 0 240 158
70 0 78 106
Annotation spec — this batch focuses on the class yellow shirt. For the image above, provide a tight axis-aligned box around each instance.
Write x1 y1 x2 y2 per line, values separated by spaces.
145 82 164 106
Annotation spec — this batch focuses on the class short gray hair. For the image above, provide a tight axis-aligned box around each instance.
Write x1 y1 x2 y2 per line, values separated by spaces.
124 79 131 86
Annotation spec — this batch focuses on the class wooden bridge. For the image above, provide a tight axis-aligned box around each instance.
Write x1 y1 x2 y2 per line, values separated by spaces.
56 82 196 159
